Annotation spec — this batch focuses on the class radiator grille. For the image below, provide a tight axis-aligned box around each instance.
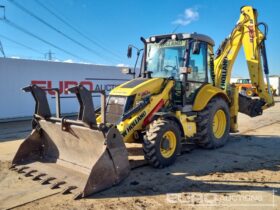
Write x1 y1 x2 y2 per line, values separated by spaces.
106 96 126 124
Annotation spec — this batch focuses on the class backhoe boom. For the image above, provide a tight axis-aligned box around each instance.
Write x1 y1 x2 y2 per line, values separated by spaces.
214 6 274 109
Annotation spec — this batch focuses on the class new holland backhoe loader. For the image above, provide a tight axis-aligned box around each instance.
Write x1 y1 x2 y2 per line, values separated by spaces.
11 6 274 199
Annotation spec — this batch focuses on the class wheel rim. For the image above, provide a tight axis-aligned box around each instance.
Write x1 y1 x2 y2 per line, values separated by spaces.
212 109 226 139
246 89 253 96
160 131 176 158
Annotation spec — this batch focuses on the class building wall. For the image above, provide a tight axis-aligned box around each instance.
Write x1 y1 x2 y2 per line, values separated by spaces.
0 58 131 121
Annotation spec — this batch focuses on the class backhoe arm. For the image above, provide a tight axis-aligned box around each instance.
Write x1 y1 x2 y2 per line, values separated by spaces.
214 6 274 111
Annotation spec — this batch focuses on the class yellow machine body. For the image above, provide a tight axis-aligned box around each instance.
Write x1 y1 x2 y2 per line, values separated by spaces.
104 78 174 142
12 5 274 199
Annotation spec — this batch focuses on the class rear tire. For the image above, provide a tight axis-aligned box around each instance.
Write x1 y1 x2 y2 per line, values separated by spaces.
195 97 230 149
143 119 181 168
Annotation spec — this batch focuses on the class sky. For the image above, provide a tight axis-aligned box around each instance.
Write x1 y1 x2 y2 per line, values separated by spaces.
0 0 279 77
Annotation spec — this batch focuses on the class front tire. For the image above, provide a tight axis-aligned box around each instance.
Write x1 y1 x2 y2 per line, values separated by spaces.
195 97 230 149
143 119 181 168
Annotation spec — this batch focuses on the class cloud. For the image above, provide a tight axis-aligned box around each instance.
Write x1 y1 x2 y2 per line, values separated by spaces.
64 59 74 63
172 7 199 26
116 63 128 67
78 61 91 65
11 56 21 59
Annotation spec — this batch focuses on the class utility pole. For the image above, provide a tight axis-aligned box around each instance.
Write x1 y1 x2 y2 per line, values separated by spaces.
45 50 54 61
0 41 5 57
0 5 6 20
0 6 6 57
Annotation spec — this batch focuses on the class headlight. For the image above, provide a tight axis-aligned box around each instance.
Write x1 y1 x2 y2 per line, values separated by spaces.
121 67 131 74
171 34 177 40
150 36 156 42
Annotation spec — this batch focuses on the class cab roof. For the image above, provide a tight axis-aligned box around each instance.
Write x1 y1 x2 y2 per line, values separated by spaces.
146 33 215 46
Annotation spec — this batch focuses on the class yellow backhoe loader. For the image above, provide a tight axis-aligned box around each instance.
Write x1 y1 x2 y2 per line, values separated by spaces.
11 6 274 199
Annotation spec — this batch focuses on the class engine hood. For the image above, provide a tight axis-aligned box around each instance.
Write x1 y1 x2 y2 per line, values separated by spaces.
110 77 165 97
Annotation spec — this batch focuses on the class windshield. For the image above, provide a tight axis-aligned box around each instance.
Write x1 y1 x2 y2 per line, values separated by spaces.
237 79 251 84
146 39 187 79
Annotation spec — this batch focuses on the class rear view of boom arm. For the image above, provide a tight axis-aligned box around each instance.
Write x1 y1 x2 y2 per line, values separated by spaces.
214 6 274 110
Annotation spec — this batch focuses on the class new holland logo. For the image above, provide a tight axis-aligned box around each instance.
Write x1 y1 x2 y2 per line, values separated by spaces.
122 111 147 137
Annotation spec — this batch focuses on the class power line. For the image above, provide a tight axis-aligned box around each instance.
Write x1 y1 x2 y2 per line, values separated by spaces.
34 0 123 61
4 18 85 60
7 0 110 63
0 33 43 55
172 24 181 33
45 0 124 57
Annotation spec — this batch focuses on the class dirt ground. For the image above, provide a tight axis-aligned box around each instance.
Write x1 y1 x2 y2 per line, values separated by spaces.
0 98 280 209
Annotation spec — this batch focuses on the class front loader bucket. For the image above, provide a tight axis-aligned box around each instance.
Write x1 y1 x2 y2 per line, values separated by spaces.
11 85 130 199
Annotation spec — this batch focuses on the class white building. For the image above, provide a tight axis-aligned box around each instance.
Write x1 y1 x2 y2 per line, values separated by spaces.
0 58 131 121
269 75 280 95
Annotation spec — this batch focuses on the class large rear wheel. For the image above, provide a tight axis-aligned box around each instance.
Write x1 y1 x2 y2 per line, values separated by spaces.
143 119 181 168
195 97 230 149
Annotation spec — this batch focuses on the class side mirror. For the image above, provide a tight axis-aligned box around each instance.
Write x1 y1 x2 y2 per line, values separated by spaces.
127 46 132 58
121 67 132 75
192 41 201 55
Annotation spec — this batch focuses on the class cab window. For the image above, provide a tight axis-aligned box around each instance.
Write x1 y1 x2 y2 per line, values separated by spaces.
187 42 207 82
185 41 208 103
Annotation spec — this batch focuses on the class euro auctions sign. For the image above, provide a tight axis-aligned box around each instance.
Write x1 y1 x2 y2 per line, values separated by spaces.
0 57 131 120
31 80 119 95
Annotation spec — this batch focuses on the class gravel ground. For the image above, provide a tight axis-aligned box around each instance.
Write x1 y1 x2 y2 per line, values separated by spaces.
0 98 279 209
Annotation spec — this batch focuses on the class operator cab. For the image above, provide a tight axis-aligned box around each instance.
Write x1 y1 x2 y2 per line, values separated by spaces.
143 33 215 105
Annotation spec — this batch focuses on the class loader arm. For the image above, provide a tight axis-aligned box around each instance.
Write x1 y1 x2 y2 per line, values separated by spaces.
214 6 274 110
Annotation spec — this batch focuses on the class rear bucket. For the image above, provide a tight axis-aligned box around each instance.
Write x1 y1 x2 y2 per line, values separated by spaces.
11 85 130 199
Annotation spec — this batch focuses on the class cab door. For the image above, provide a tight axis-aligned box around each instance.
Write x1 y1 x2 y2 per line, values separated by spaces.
185 41 208 103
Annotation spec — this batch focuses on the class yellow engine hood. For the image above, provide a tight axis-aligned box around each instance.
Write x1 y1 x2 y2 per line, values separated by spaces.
110 77 165 97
